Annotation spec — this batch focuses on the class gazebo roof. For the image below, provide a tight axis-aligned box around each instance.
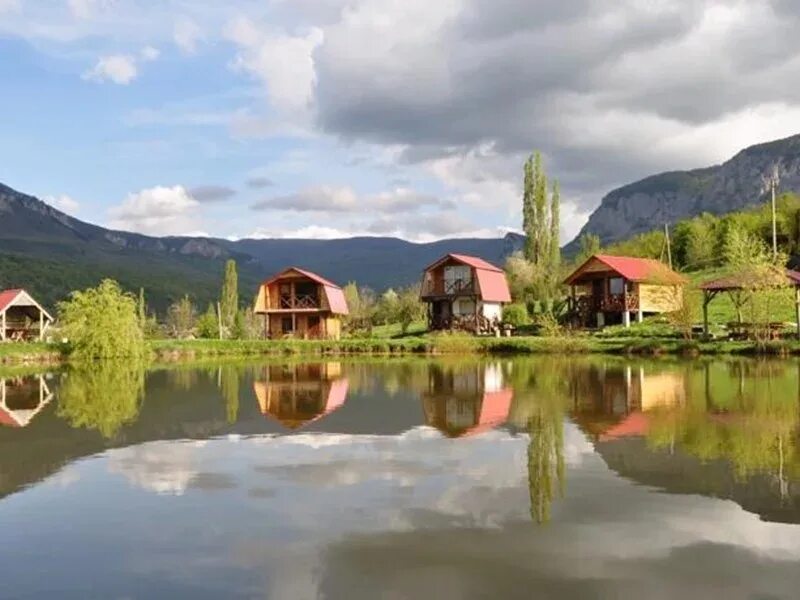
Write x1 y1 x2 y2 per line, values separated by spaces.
699 269 800 291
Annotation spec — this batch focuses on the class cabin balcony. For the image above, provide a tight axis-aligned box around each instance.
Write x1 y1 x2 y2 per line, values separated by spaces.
276 294 321 310
574 294 639 314
600 293 639 312
422 278 476 298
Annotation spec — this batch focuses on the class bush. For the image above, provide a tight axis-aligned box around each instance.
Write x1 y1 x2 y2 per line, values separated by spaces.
503 303 531 327
58 279 145 360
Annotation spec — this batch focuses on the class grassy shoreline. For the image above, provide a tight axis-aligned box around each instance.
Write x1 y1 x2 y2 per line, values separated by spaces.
3 334 800 366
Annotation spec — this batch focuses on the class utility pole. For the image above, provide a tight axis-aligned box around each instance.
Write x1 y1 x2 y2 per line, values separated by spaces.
664 223 673 269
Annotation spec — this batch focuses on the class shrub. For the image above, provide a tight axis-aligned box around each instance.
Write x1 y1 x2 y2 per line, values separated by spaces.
58 279 145 360
503 303 531 327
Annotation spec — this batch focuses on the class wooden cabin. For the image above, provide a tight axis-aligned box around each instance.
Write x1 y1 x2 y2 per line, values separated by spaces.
420 254 512 334
252 363 348 429
564 254 686 328
254 268 348 340
421 363 513 437
0 289 53 342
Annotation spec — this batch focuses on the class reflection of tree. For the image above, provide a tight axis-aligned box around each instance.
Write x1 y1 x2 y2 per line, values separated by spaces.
507 359 568 524
219 366 240 424
647 361 800 491
57 362 145 439
527 406 564 524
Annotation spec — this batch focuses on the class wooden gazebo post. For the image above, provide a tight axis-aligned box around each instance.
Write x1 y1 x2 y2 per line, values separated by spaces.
795 286 800 339
702 289 718 339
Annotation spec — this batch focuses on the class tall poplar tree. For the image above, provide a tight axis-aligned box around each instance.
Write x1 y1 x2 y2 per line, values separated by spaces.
533 152 548 266
522 155 536 261
220 259 239 335
549 180 561 274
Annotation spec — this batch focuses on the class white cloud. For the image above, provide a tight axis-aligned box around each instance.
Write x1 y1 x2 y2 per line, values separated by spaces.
44 194 80 215
0 0 20 14
107 185 202 235
140 45 160 61
173 17 204 54
82 46 160 85
82 54 138 85
225 16 324 116
67 0 98 19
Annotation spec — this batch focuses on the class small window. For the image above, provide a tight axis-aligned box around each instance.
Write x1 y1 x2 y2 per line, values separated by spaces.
281 317 294 334
609 278 624 295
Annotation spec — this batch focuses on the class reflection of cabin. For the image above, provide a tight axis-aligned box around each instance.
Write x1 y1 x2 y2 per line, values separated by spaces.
421 364 513 437
0 376 54 428
420 254 512 334
253 363 348 429
0 289 53 342
564 255 686 328
254 268 348 340
569 365 685 441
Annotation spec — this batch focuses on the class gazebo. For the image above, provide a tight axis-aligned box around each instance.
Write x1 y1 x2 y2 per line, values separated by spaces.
0 289 53 342
698 269 800 338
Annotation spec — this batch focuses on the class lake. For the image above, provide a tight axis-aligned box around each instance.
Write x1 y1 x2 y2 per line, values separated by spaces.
2 357 800 598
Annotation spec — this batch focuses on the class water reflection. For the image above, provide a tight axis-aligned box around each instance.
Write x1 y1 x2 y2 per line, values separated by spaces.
422 363 513 437
253 362 349 430
0 375 53 428
3 358 800 597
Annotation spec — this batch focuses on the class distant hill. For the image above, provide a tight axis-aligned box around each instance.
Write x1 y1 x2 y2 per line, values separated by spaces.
567 133 800 252
0 182 524 312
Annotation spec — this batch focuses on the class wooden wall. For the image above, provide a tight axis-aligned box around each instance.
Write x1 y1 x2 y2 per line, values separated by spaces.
638 283 683 313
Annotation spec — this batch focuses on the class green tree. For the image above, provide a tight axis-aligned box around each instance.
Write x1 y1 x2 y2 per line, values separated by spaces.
684 214 717 269
343 282 376 336
522 155 536 261
575 233 601 264
137 287 146 329
220 259 239 337
166 295 197 339
549 180 561 274
196 303 219 339
394 285 425 335
58 279 145 360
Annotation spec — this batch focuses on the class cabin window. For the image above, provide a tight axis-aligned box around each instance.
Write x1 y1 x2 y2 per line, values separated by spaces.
281 317 294 334
609 277 624 295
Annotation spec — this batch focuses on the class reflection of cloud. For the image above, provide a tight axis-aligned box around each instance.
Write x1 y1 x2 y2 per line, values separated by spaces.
107 441 206 496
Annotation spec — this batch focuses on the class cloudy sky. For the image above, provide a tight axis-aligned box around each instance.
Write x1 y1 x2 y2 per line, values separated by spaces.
1 0 799 243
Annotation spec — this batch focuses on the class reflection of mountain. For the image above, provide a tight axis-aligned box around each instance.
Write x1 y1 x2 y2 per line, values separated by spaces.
253 363 349 430
597 437 800 523
421 364 513 437
0 375 53 428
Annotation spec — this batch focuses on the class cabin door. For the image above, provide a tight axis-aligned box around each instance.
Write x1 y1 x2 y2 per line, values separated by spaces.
592 279 604 308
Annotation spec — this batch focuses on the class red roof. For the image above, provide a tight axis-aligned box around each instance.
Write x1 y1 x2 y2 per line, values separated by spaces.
598 412 649 441
463 389 514 436
0 407 21 428
564 255 686 285
424 254 512 303
423 253 503 273
261 267 349 315
0 289 23 313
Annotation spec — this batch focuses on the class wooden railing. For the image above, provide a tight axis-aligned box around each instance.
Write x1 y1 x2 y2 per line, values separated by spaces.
422 278 476 297
279 294 320 309
600 293 639 312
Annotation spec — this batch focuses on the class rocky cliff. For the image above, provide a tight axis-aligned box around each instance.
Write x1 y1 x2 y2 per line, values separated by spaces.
568 133 800 250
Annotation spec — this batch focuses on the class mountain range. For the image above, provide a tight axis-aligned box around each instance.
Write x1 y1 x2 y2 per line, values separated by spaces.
4 133 800 312
567 133 800 251
0 182 524 311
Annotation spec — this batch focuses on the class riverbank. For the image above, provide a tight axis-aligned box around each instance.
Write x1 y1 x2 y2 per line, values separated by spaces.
2 334 799 366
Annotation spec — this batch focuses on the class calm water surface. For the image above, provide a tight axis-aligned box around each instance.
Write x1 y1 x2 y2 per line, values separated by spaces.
2 357 800 598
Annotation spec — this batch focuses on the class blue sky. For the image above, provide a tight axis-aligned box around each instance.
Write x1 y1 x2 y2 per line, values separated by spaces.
1 0 799 242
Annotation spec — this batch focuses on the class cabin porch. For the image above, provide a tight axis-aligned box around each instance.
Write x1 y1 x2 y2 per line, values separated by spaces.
569 276 644 329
